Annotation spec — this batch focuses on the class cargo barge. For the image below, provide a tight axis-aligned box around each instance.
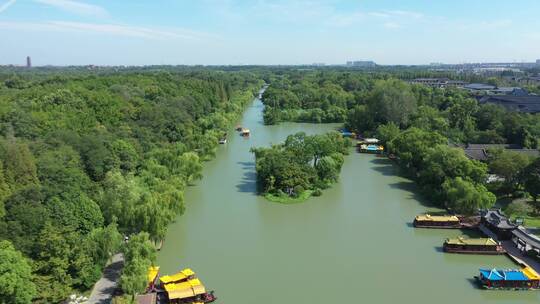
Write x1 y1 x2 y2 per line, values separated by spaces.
413 214 461 228
476 267 540 290
443 237 505 254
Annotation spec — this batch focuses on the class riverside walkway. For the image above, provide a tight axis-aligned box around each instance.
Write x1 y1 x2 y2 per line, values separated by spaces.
86 253 124 304
479 224 540 274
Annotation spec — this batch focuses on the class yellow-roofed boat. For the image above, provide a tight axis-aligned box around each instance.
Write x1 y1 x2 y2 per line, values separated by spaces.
164 278 206 300
146 266 160 291
148 266 160 284
141 266 217 303
159 268 195 285
443 237 505 254
413 214 461 228
523 266 540 280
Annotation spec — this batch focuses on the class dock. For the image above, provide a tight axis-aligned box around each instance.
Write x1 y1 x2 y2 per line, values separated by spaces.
479 224 540 274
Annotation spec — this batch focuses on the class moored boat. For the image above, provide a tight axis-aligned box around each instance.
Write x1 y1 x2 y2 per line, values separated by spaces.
443 236 505 254
356 138 380 145
476 267 540 290
147 266 160 291
219 138 227 144
358 144 384 154
163 278 216 303
159 268 196 286
413 214 461 228
340 129 356 138
144 267 217 304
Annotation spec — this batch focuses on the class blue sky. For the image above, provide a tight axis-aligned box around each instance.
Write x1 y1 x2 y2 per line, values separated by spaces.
0 0 539 66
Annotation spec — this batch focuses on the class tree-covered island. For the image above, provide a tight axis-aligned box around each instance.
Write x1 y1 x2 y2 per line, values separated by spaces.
251 132 350 203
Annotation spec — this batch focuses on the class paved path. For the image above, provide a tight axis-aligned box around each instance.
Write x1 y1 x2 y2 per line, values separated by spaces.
479 224 540 274
86 253 124 304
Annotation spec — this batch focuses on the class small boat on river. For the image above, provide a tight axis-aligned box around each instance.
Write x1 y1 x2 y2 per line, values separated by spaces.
358 144 384 154
443 237 505 254
219 138 227 144
413 214 461 229
476 267 540 290
356 138 380 145
240 128 250 137
340 129 356 138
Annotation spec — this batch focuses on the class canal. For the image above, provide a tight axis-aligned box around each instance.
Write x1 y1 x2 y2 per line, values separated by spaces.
157 97 540 303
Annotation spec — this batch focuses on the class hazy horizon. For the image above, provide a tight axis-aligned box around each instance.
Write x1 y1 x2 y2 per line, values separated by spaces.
1 0 540 66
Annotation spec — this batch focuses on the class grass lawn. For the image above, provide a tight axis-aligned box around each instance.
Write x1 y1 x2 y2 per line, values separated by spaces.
264 190 314 204
499 197 540 235
521 216 540 229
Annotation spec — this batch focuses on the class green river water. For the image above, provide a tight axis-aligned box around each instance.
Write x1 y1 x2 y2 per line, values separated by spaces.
157 97 540 303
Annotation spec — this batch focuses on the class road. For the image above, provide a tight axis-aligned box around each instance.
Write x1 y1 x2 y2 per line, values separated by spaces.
86 253 124 304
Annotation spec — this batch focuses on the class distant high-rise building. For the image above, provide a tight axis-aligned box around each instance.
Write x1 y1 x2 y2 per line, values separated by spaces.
536 59 540 65
26 56 32 68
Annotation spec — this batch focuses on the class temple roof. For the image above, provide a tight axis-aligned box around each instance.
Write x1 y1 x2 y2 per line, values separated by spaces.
481 209 517 229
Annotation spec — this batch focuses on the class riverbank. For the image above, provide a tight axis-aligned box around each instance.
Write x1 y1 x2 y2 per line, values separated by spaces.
264 190 314 204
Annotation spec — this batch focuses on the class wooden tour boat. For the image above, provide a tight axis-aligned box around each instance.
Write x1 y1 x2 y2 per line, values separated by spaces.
159 268 196 286
413 214 461 228
144 267 217 304
476 267 540 290
443 236 505 254
163 278 216 303
147 266 160 292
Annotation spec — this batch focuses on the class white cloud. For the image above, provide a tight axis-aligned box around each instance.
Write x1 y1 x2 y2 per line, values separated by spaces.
445 19 513 32
326 9 424 28
0 20 212 41
0 0 16 13
325 12 365 27
384 10 424 19
34 0 108 17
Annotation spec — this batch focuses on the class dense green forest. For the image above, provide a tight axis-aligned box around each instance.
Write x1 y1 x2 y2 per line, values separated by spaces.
251 132 350 203
0 69 262 303
261 70 540 215
261 70 540 149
